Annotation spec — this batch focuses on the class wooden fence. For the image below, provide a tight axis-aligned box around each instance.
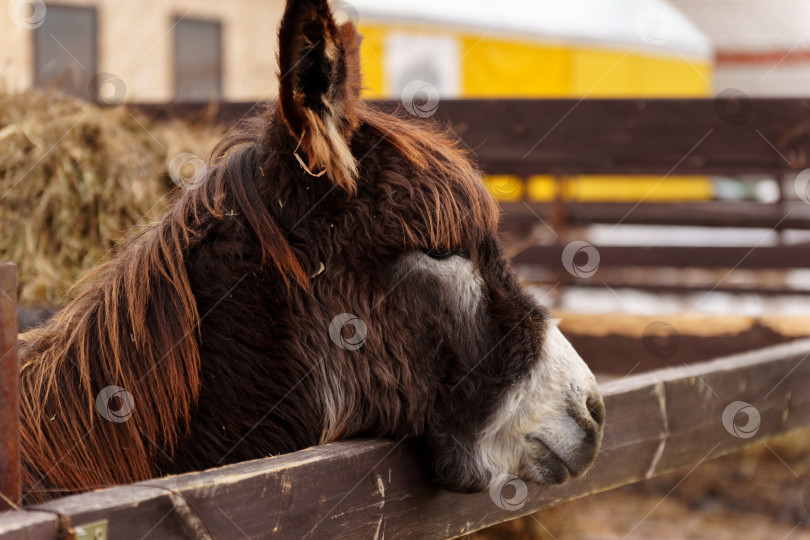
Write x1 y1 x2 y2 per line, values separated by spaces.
134 98 810 258
134 98 810 179
2 99 810 538
1 338 808 538
0 264 19 514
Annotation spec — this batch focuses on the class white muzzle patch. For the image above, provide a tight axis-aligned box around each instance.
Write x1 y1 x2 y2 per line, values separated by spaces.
475 320 604 486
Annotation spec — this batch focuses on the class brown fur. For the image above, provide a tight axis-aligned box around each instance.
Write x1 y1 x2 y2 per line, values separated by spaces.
278 0 363 193
17 0 554 504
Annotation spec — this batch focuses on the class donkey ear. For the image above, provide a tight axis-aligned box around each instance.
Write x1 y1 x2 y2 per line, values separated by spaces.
278 0 363 193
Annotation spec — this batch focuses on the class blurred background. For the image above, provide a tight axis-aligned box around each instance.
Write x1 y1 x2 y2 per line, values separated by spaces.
2 0 810 538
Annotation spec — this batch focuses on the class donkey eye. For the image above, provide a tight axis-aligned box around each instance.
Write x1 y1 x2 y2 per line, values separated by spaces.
423 249 469 260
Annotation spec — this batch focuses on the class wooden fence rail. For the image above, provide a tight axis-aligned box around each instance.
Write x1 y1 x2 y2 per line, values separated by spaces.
0 264 19 512
512 245 810 269
2 338 809 539
500 201 810 231
132 98 810 176
133 99 810 237
2 100 809 537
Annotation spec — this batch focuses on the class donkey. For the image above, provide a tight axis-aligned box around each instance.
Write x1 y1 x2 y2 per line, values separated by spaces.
17 0 604 504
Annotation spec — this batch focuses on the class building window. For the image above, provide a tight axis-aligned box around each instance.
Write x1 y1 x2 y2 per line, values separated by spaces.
34 5 98 98
174 18 223 101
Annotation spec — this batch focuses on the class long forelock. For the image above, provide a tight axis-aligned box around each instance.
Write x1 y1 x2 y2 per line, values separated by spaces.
357 104 500 252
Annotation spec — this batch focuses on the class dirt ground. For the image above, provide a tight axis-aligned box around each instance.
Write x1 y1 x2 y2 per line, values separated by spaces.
471 428 810 540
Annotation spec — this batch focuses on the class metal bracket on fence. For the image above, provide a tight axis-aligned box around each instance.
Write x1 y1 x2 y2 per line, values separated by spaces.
73 519 108 540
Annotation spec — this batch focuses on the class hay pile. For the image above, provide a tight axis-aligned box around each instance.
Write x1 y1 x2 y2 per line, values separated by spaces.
0 87 224 306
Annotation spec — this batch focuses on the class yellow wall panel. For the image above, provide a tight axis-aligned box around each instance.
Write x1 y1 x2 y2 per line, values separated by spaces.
637 55 712 96
357 23 712 100
484 176 524 201
526 176 559 201
491 175 714 202
571 48 711 98
570 48 641 97
565 176 713 202
356 23 388 98
355 22 715 203
461 37 569 97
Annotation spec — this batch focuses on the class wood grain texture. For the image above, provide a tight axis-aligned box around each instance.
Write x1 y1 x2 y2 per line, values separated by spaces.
560 315 810 375
426 99 810 176
2 339 805 540
512 245 810 269
132 99 810 175
0 264 20 511
500 201 810 231
0 510 58 539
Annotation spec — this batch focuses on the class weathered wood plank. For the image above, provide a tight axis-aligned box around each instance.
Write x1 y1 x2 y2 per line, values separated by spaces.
512 245 810 269
500 201 810 231
559 314 810 375
431 99 810 176
131 99 810 175
0 510 58 539
12 339 809 540
0 264 20 511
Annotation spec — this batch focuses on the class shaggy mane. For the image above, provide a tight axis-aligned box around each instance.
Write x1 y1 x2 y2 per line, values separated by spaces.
18 99 498 502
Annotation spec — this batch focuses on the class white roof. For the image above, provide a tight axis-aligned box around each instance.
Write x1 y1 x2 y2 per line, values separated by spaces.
348 0 713 58
677 0 810 53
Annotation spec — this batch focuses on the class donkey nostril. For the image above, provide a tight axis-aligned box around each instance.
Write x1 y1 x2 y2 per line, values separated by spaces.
586 396 606 426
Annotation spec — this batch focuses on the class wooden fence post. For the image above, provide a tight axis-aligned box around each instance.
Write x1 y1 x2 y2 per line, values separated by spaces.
0 263 20 510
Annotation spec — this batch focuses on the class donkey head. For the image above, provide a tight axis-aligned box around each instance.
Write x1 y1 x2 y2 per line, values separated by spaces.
253 0 605 492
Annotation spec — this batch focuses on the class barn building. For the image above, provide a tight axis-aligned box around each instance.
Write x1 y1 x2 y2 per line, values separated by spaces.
2 0 712 101
2 0 285 101
1 0 715 202
677 0 810 96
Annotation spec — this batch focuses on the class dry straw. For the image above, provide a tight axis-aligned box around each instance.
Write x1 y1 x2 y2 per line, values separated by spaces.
0 86 223 307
